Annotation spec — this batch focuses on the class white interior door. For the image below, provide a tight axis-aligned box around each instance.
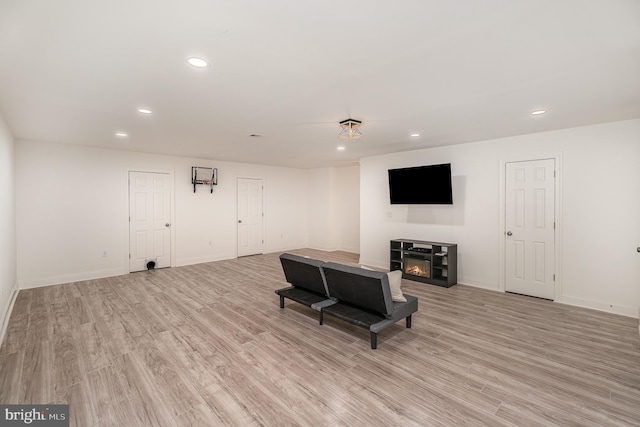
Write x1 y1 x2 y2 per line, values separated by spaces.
237 178 264 257
129 171 172 272
505 159 555 299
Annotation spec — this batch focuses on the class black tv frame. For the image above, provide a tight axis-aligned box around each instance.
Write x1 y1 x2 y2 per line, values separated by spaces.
388 163 453 205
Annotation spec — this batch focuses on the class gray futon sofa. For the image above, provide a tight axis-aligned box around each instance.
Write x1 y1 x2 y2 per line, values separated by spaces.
276 253 418 349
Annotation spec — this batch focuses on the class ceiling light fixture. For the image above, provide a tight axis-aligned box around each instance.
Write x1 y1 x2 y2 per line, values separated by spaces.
410 133 420 137
337 146 346 151
115 132 128 138
137 108 152 115
530 109 547 115
338 118 363 139
187 57 209 68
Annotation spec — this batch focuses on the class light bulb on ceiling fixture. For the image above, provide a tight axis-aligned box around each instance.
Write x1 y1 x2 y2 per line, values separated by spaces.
338 118 363 139
187 57 209 68
137 108 152 115
530 109 547 115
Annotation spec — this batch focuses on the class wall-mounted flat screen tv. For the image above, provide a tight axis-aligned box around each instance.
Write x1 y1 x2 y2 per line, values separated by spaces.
388 163 453 204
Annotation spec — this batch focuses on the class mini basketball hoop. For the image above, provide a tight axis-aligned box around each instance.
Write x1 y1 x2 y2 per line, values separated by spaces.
191 166 218 193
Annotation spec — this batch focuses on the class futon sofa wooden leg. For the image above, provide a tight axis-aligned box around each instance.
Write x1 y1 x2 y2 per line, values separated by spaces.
406 315 412 328
279 295 284 309
370 332 377 349
319 310 324 325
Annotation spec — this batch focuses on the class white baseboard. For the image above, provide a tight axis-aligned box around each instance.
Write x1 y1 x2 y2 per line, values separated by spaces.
445 282 638 319
19 267 126 289
353 265 639 320
338 245 360 254
357 258 387 270
176 253 235 267
307 245 341 252
555 295 639 319
457 279 501 291
0 281 19 347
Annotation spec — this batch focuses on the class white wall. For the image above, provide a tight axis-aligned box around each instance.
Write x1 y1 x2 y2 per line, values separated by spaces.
16 140 309 288
307 166 360 253
334 165 360 253
0 112 17 340
360 119 640 317
307 168 334 251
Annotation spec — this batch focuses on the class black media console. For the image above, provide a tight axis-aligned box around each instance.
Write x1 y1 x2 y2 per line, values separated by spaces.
390 239 457 288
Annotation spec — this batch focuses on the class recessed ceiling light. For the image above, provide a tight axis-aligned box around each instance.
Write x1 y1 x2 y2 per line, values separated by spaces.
337 146 346 151
187 57 209 68
137 108 152 115
410 133 420 137
115 132 128 138
530 109 547 115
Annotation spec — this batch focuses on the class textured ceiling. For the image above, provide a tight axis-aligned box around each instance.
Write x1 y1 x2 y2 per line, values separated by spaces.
1 0 639 168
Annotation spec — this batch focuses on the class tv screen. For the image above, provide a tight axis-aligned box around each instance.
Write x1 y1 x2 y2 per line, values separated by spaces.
388 163 453 204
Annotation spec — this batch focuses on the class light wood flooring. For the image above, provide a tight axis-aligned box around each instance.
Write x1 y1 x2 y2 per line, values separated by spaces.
1 249 639 426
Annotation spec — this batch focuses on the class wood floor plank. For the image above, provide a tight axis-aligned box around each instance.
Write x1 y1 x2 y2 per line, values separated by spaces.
86 364 129 415
246 331 358 405
195 305 256 346
0 311 28 355
0 350 23 403
50 300 73 336
57 379 100 427
1 249 639 426
77 320 114 371
25 299 50 345
134 341 205 418
118 352 181 427
153 329 225 394
67 296 93 326
169 322 232 369
433 325 616 399
52 331 84 391
197 384 262 426
19 341 53 404
355 349 502 415
213 362 319 426
235 339 345 425
98 398 145 427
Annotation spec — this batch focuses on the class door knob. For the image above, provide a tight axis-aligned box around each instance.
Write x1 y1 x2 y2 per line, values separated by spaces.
238 220 242 223
506 231 513 236
165 223 171 227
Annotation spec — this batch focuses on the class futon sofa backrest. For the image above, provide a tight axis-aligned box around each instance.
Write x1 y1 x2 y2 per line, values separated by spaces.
322 263 393 316
279 253 329 296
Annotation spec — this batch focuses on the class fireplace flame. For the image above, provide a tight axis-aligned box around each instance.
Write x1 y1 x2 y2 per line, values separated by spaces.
405 265 430 278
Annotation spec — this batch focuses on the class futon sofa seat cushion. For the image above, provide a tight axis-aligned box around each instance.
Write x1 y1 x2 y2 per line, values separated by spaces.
321 303 386 329
276 286 330 307
321 295 418 333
